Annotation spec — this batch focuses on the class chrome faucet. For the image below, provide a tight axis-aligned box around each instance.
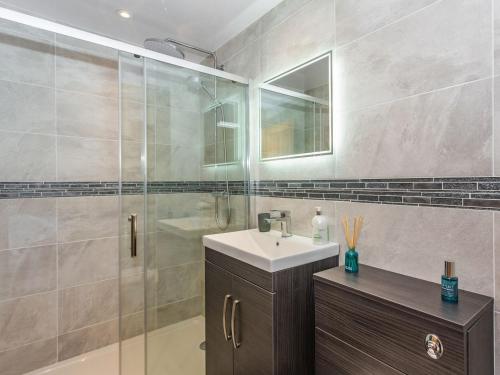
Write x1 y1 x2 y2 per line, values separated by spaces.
265 210 292 237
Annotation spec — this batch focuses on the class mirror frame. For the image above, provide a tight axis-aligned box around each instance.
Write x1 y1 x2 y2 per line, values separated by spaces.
258 51 333 161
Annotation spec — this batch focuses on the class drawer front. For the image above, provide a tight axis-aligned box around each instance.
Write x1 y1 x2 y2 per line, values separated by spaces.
316 327 404 375
315 281 466 375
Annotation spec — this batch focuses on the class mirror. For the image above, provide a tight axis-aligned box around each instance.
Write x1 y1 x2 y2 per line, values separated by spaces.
259 52 332 160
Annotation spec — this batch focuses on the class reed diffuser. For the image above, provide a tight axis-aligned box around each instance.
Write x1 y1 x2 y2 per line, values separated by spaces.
341 216 364 273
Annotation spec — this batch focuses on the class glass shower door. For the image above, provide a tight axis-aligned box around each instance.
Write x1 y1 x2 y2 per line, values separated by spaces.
119 51 248 375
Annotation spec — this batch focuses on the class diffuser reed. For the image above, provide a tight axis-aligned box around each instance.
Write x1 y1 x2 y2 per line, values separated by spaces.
342 216 364 273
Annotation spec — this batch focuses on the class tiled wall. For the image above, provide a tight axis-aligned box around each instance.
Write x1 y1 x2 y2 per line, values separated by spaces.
0 19 122 374
216 0 500 372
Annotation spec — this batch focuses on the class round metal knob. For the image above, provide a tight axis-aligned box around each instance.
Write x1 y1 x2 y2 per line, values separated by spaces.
425 334 444 360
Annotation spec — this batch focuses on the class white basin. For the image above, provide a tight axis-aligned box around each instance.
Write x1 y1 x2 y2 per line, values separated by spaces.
202 229 339 272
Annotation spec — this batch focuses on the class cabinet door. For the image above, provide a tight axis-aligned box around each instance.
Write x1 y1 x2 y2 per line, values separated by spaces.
232 274 274 375
206 261 234 375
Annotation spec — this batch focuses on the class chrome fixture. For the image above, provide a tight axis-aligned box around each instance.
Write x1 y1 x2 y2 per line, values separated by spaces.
425 334 444 360
266 210 292 237
187 75 232 231
222 294 232 341
231 299 241 349
143 37 221 69
128 213 137 257
144 38 185 59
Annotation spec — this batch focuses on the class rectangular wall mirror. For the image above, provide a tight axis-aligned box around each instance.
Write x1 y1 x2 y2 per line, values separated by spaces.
259 52 332 160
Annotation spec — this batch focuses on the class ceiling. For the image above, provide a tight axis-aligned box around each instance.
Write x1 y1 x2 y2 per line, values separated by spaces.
0 0 283 53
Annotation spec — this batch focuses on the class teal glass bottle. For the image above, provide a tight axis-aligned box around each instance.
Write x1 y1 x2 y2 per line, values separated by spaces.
441 261 458 303
344 248 359 273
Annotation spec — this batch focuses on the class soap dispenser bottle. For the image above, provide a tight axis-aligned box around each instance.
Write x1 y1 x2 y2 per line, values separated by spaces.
441 261 458 303
312 207 329 245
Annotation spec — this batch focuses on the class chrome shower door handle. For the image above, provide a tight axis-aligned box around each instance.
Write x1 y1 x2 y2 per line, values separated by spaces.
128 214 137 258
231 300 241 349
222 294 232 341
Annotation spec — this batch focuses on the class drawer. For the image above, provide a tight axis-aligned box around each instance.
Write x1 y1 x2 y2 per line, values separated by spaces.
315 281 466 375
316 327 403 375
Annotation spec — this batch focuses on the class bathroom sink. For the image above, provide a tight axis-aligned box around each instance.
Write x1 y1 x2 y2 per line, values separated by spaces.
202 229 339 272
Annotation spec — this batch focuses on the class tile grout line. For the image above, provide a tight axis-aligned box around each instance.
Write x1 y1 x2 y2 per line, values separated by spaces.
54 30 59 362
218 0 315 66
335 0 445 51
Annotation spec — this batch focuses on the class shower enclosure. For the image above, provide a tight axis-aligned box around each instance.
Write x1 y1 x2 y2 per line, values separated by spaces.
0 7 248 375
119 52 248 375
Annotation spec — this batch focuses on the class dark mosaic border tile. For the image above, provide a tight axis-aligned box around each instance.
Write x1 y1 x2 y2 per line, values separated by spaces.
3 177 500 211
248 177 500 211
0 181 248 199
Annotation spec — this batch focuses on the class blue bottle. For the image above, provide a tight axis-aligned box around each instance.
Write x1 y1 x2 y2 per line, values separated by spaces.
441 261 458 303
344 248 359 273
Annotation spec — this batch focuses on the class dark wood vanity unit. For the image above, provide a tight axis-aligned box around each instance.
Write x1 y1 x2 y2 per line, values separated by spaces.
314 265 494 375
205 247 338 375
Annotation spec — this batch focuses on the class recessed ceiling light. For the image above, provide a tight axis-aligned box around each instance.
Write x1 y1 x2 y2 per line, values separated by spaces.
117 9 132 19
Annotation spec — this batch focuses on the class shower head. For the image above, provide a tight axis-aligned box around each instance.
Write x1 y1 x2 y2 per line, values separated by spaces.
187 75 216 101
144 38 185 59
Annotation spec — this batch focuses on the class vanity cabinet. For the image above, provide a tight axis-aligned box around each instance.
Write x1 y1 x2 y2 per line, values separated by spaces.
205 247 338 375
314 265 494 375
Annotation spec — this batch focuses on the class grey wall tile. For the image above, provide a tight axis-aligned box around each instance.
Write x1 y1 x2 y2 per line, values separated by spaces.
121 141 143 181
156 232 202 269
156 296 202 329
122 100 144 142
334 202 494 296
56 90 118 140
0 292 57 351
58 237 119 289
120 53 144 103
220 41 261 80
0 22 54 87
57 136 119 181
55 35 118 98
0 131 56 181
121 312 144 340
0 245 56 301
59 279 118 333
495 0 500 75
0 198 56 251
0 338 57 375
0 80 55 134
0 19 54 43
335 0 438 46
260 0 335 81
495 76 500 176
217 0 311 64
57 196 119 243
58 319 118 361
120 273 144 316
157 262 202 306
336 79 492 178
335 0 492 111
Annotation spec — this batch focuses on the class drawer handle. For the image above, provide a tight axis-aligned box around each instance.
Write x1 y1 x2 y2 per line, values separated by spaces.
425 334 443 360
231 300 241 349
222 294 232 341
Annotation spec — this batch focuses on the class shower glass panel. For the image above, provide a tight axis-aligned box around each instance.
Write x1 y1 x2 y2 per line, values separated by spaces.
119 52 248 375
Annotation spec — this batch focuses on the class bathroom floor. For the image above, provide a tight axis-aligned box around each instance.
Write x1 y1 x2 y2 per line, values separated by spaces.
27 316 205 375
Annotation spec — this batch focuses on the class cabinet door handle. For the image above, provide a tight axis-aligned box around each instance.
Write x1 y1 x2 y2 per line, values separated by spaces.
425 333 443 360
222 294 232 341
128 214 137 258
231 299 241 349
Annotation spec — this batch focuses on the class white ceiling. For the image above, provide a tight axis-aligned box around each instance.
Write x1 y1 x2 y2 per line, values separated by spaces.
0 0 283 52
